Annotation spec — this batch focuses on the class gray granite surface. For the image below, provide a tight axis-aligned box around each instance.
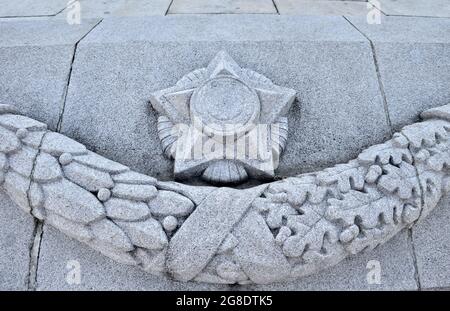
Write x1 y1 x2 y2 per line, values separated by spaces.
0 8 449 290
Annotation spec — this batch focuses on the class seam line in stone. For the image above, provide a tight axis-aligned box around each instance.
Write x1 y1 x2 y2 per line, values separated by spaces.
27 221 43 291
408 228 422 290
386 14 450 19
0 4 68 19
343 16 393 135
367 1 388 16
56 18 103 132
399 131 423 291
25 131 47 290
401 132 426 224
0 14 55 18
26 132 47 217
165 0 175 16
271 0 280 14
52 5 69 17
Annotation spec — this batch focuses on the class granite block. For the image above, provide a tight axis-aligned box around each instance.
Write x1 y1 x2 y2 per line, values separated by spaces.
413 194 450 289
241 230 418 290
275 0 376 16
0 19 101 130
61 15 390 179
370 0 450 18
0 0 68 17
36 225 229 290
347 16 450 130
168 0 276 14
0 190 35 290
59 0 171 19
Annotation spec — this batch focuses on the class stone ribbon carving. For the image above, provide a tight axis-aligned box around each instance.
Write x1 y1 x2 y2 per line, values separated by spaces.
1 102 450 284
150 51 296 185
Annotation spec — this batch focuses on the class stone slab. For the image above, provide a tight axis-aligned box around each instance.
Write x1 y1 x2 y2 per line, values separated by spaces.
168 0 276 14
413 194 450 289
370 0 450 18
61 15 390 179
0 19 100 131
81 15 366 43
275 0 376 16
36 225 230 290
59 0 171 19
0 14 447 290
347 16 450 44
0 189 35 290
348 16 450 130
241 230 417 290
36 211 419 290
0 19 101 47
0 0 68 17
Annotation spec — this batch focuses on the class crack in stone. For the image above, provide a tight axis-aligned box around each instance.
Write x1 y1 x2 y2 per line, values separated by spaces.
165 0 175 16
407 228 422 290
26 131 47 218
271 0 280 14
343 16 393 136
399 131 423 290
27 220 43 291
367 1 388 16
56 19 103 133
397 117 450 291
399 131 427 225
25 131 47 291
52 6 70 17
410 165 426 225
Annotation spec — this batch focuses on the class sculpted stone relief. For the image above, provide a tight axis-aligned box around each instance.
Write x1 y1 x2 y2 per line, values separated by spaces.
150 51 295 185
1 52 450 284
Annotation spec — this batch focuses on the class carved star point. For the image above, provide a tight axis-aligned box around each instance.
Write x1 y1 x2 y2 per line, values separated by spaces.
150 51 296 184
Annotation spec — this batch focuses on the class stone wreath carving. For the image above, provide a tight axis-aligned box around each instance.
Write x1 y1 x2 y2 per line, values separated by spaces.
150 51 295 184
2 100 450 284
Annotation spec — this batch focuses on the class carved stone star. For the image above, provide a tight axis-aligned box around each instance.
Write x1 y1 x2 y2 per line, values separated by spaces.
150 51 296 184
